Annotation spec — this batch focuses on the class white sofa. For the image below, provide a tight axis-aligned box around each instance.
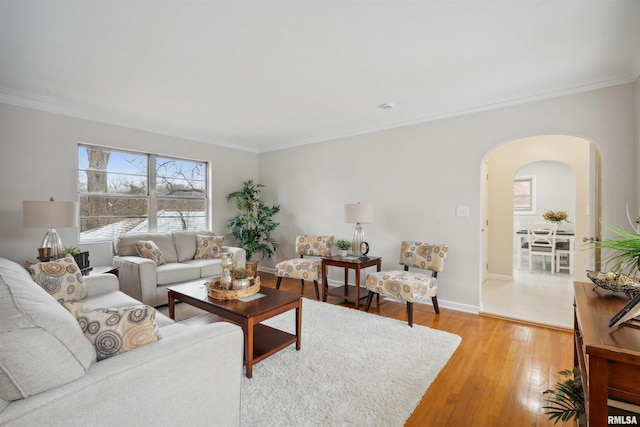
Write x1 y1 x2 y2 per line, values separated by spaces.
113 230 246 307
0 257 244 426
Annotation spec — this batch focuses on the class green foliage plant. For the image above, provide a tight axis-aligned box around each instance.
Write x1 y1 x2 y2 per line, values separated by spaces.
336 239 352 250
230 268 252 280
226 180 281 262
62 246 82 256
590 209 640 278
542 367 585 424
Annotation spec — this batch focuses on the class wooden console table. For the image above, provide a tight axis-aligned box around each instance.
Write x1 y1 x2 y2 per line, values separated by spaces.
574 281 640 426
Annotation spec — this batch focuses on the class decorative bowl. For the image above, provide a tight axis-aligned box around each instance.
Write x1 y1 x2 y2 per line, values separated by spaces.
586 270 640 299
206 276 260 300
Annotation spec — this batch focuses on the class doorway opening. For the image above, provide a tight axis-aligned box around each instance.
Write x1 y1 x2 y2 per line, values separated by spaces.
479 135 600 329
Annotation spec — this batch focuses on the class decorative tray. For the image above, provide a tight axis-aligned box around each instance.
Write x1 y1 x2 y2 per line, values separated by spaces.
586 270 640 299
206 276 261 300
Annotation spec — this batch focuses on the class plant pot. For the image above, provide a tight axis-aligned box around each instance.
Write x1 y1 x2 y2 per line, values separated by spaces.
339 250 348 257
232 278 251 290
245 261 258 278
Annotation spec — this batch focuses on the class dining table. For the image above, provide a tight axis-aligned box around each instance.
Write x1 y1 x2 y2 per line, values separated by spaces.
515 228 575 275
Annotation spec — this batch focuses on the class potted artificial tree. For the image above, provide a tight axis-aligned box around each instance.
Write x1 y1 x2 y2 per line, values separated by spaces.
226 180 280 277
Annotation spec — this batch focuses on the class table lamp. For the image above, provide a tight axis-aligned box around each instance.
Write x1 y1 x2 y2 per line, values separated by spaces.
344 203 374 256
23 197 78 260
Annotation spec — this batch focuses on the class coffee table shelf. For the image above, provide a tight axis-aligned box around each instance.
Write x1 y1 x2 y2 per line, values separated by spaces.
167 282 301 378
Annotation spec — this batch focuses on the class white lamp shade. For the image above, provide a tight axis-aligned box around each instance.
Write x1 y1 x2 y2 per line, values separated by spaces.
23 200 78 228
344 203 374 224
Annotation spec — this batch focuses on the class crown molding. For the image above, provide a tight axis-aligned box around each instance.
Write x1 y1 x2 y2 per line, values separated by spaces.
261 75 637 153
0 87 260 154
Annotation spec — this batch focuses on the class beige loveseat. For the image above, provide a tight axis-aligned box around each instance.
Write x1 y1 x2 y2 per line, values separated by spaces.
0 257 243 426
113 230 246 307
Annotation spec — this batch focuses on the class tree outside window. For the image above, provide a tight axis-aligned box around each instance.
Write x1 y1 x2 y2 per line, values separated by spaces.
78 145 208 242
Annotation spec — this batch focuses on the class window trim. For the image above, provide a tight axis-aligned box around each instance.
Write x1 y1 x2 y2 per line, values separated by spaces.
78 143 209 243
513 175 536 215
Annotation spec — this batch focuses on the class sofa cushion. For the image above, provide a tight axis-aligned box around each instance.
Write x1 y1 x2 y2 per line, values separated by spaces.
114 232 178 263
182 259 223 278
194 234 224 259
135 240 167 265
0 257 96 401
65 303 160 361
26 255 87 304
156 263 201 286
172 230 215 262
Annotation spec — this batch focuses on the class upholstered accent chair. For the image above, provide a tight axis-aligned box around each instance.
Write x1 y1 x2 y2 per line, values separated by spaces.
275 234 334 300
365 241 448 326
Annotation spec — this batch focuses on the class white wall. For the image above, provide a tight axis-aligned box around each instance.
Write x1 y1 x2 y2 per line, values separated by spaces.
0 82 636 313
260 83 637 313
0 103 258 266
513 162 575 231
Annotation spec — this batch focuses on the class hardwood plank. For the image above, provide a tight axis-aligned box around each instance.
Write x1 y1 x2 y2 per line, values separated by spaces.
260 273 574 426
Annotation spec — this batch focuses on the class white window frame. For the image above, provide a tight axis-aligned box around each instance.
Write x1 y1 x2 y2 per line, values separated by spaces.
78 144 209 243
513 175 536 215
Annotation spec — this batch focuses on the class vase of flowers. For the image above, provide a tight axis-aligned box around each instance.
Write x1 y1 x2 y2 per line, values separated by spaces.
542 210 570 228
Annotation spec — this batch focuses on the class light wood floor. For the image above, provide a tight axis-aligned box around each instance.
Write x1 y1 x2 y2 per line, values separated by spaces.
261 273 575 426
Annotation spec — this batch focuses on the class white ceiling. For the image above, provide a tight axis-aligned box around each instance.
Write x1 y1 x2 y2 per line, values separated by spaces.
1 1 639 153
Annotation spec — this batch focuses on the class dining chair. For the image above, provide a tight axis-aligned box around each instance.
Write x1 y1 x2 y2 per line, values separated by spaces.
555 241 573 275
527 223 558 274
364 241 447 326
275 234 334 300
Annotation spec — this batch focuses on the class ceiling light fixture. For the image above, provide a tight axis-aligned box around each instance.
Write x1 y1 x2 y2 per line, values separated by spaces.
379 102 395 110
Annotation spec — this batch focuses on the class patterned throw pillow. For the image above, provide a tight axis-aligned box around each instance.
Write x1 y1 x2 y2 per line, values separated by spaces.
27 254 88 304
194 234 224 259
134 240 167 265
65 303 160 361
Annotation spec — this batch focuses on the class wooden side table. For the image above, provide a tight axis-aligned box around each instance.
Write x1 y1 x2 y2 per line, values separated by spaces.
321 256 382 308
85 266 119 278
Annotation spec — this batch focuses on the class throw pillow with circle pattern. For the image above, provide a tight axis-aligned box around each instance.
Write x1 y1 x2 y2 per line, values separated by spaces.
26 254 88 304
194 234 225 259
65 302 160 361
134 240 166 265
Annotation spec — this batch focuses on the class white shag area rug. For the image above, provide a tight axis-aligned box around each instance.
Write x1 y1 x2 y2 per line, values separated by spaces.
161 298 461 426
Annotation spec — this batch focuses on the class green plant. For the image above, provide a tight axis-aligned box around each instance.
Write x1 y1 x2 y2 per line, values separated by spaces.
542 367 585 424
62 246 82 256
227 180 281 262
590 209 640 278
336 239 351 250
231 268 252 280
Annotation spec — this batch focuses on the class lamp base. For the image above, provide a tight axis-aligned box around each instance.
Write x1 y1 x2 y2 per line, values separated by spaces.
41 228 63 260
351 223 364 257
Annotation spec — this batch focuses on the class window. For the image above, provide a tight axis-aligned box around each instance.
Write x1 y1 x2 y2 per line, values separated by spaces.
513 176 535 214
78 145 208 242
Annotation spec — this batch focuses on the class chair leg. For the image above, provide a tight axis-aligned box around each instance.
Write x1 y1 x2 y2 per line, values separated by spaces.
276 276 283 290
432 296 440 314
313 280 320 300
407 302 413 327
365 292 375 311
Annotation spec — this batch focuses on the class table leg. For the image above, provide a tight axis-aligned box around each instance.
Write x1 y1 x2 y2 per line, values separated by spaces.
168 292 175 320
322 261 328 302
245 318 254 378
343 268 349 298
354 266 361 308
295 300 302 351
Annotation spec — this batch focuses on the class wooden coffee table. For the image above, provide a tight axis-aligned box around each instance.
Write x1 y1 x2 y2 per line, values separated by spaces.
167 281 301 378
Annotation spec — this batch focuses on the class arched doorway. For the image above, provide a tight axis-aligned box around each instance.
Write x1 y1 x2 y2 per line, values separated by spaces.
479 135 600 328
